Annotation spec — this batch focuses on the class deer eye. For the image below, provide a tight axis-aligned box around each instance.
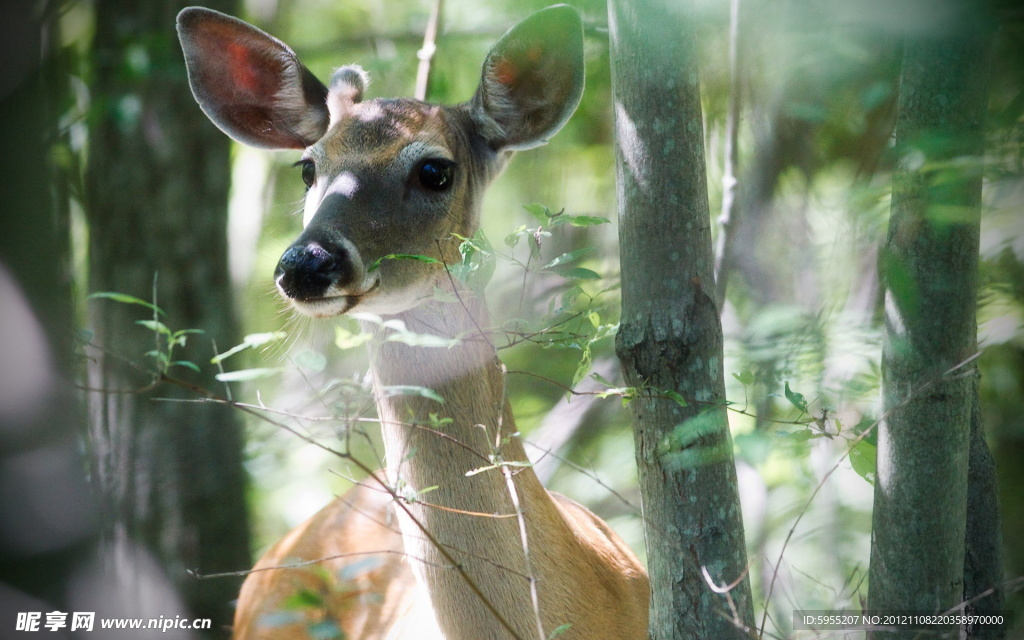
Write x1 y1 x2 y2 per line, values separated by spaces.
295 159 316 189
416 159 455 192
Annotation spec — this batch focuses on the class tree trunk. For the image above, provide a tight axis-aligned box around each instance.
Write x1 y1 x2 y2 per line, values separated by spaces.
86 0 250 633
607 1 755 638
867 4 999 638
0 0 96 611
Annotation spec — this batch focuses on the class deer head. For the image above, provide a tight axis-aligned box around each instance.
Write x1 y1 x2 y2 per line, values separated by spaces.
177 5 584 318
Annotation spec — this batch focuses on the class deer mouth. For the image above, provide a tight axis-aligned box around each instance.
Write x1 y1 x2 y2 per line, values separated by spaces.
289 278 381 318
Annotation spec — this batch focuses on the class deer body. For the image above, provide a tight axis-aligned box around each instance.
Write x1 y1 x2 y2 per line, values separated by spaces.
177 6 649 639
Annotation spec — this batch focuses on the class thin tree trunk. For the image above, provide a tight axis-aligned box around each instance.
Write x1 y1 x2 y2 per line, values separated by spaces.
86 0 249 633
867 3 998 638
607 0 755 637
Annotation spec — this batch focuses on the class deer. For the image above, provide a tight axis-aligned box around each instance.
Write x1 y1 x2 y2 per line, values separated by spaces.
177 5 649 639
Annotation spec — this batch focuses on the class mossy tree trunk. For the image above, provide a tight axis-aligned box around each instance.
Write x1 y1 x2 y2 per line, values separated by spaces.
867 3 1002 638
607 0 755 637
86 0 250 633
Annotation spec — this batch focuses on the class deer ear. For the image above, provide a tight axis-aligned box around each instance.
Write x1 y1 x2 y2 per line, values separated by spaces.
176 7 329 149
470 5 585 151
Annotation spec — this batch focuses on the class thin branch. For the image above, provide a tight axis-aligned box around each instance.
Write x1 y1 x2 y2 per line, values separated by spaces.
188 549 446 579
414 0 444 101
713 0 745 306
701 564 760 639
490 362 547 640
522 438 642 517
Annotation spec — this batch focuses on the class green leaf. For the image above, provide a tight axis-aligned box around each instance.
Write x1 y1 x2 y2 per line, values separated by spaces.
784 381 808 413
425 412 453 427
851 416 879 446
663 390 688 407
335 324 373 351
504 224 528 248
850 438 877 484
590 371 615 387
559 267 601 280
88 291 165 316
732 371 756 386
560 285 584 310
548 623 573 638
146 350 170 370
171 329 204 349
523 203 550 223
571 343 593 388
283 589 323 610
136 319 172 336
215 367 283 382
522 203 608 228
777 428 812 443
562 215 610 227
212 331 287 364
385 330 461 349
170 360 201 373
449 231 495 293
381 385 444 404
368 253 442 272
417 485 439 497
543 247 595 270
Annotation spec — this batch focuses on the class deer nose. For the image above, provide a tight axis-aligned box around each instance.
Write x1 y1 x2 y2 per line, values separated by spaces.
275 241 352 301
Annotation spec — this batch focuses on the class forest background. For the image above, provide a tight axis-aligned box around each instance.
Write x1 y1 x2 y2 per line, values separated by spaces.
0 0 1021 637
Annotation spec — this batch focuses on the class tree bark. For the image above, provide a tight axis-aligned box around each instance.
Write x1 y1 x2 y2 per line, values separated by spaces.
86 0 250 633
867 4 998 638
607 1 755 638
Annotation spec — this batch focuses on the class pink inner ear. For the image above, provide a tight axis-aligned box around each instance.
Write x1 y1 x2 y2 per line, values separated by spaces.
226 41 265 94
197 22 282 99
494 58 520 86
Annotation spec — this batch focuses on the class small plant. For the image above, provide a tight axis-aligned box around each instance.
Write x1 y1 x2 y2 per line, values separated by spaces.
87 290 204 376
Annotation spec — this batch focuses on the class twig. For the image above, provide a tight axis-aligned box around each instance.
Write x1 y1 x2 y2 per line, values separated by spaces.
188 549 445 579
713 0 744 306
701 565 760 639
414 0 444 101
489 362 547 640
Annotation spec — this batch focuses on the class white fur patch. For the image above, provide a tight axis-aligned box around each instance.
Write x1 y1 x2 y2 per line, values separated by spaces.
328 171 360 199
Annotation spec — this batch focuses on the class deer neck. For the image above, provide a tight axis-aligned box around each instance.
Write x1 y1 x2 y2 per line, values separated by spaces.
362 280 557 638
365 281 536 500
